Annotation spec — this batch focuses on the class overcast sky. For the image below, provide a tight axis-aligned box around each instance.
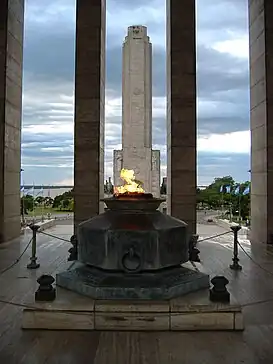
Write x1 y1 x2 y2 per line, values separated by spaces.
21 0 250 186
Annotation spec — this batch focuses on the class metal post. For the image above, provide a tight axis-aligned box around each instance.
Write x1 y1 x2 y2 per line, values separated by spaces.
229 225 242 270
229 203 232 223
221 191 224 217
27 224 40 269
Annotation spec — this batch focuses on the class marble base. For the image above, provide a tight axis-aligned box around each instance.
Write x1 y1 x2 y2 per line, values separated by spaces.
55 262 210 300
22 287 244 331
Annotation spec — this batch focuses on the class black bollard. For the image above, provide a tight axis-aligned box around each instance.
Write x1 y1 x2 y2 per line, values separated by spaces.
27 224 40 269
230 225 242 270
189 234 201 262
35 274 56 301
209 276 230 303
68 235 78 261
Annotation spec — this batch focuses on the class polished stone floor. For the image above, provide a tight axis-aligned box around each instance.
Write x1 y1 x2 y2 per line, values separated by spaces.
0 220 273 363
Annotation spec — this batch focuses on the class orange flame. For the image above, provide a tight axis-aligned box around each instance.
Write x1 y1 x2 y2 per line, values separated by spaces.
114 168 144 195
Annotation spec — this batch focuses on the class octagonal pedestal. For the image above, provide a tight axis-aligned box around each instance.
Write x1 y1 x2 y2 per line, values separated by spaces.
77 198 189 273
56 262 209 300
57 196 210 300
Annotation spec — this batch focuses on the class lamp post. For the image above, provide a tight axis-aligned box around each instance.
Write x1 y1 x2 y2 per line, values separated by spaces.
229 202 232 223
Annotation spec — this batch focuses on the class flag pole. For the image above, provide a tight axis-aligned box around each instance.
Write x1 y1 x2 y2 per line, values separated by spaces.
222 190 224 218
32 182 35 223
48 184 51 219
41 185 44 222
238 193 241 223
220 186 224 217
229 202 232 222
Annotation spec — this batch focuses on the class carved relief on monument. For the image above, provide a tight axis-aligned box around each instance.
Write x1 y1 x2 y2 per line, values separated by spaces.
132 26 140 34
113 150 123 186
152 151 159 171
116 152 123 171
133 87 142 95
131 26 141 38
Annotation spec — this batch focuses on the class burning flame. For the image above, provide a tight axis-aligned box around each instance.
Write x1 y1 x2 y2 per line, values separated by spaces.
114 168 145 195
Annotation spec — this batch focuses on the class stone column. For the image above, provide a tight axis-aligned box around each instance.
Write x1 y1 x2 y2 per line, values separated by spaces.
74 0 106 229
0 0 24 243
249 0 273 244
166 0 197 234
122 26 152 192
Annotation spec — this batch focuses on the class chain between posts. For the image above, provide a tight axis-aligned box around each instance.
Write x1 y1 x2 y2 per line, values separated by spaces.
37 230 71 242
0 224 70 276
0 237 33 275
197 230 231 243
0 224 273 311
0 226 241 276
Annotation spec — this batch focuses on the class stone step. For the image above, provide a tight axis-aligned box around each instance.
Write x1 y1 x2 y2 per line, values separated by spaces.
22 287 244 332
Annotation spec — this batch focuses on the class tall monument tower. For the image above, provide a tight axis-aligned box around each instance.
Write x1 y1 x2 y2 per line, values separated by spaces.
113 25 160 196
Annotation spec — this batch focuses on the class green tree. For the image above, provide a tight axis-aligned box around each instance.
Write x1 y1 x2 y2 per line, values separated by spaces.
231 182 250 220
21 194 35 214
68 198 74 211
35 196 45 205
61 198 70 210
44 197 53 206
52 190 73 209
197 176 235 209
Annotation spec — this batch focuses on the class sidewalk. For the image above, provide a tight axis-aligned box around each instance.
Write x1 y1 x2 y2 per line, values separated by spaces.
215 218 250 237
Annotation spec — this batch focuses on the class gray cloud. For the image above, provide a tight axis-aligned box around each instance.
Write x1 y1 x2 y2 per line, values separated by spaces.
197 0 247 32
21 0 250 185
23 33 75 82
197 45 249 94
108 0 155 10
198 153 250 185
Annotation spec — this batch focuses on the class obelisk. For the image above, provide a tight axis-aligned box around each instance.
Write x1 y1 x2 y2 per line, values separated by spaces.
113 25 160 196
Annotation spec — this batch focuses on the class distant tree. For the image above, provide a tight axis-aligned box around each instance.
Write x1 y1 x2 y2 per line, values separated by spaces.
197 176 250 219
231 181 250 220
35 196 45 205
52 190 73 211
197 176 235 209
44 197 54 206
61 199 70 210
21 194 34 214
68 199 74 211
53 190 73 209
